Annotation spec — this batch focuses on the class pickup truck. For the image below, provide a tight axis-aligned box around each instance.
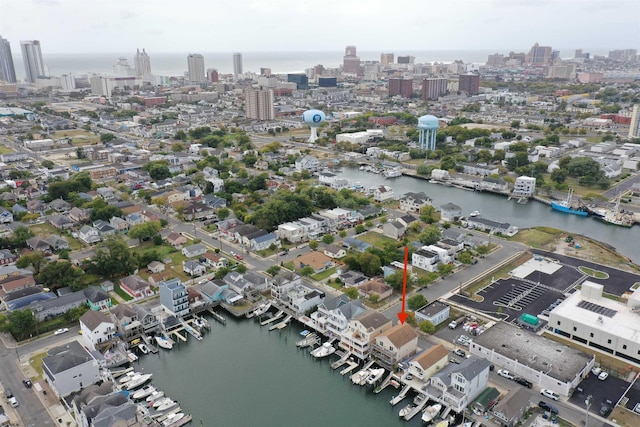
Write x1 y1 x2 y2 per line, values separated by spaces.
448 317 466 329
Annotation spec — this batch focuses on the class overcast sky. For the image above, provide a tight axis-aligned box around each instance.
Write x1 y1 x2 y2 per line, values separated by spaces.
1 0 638 54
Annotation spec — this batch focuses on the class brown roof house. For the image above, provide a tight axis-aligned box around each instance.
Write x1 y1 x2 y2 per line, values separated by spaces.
292 251 334 274
371 323 419 369
357 277 393 302
166 232 187 248
119 275 153 300
407 343 449 381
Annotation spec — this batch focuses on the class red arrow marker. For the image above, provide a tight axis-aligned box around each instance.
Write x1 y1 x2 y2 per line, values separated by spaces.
397 246 409 324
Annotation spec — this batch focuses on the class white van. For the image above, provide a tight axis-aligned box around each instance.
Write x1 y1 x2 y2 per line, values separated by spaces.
8 396 18 407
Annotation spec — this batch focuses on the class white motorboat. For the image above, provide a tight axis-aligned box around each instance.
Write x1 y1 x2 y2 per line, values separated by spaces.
155 336 173 350
138 343 150 354
366 368 385 385
146 391 165 402
351 369 370 385
162 412 185 426
434 420 449 427
469 210 480 217
132 385 156 400
253 302 272 317
152 397 172 408
310 342 336 358
422 403 442 424
156 399 178 412
399 404 415 418
126 373 153 390
118 372 141 384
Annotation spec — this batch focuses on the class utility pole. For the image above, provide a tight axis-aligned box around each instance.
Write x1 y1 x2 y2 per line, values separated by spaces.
585 394 592 427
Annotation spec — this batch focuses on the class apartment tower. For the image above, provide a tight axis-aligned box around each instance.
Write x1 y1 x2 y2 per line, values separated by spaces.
20 40 45 83
187 53 205 83
245 87 274 121
0 36 17 83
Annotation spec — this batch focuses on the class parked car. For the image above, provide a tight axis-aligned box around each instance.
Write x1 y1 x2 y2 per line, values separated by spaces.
8 397 18 408
540 389 560 401
54 328 69 335
22 379 32 388
538 401 558 414
456 335 470 346
598 371 609 381
497 369 515 380
235 254 243 260
599 400 613 417
514 377 532 388
454 349 466 358
591 366 602 376
450 358 460 364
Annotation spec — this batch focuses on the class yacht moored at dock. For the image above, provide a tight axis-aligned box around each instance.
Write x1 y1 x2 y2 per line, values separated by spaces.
421 403 443 424
310 342 336 358
366 368 385 385
399 403 415 418
155 336 174 350
132 386 156 400
126 373 153 390
137 343 150 354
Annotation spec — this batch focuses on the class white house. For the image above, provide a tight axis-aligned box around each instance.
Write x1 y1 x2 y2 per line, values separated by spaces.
182 243 207 258
295 155 320 172
183 260 206 276
415 301 451 326
373 185 394 202
426 356 491 413
399 192 432 213
310 295 367 336
339 310 392 360
42 341 100 397
512 176 536 197
79 310 115 352
78 226 101 244
439 203 461 222
412 248 441 272
408 344 450 381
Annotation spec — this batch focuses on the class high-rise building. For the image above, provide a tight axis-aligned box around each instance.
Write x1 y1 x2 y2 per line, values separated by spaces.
134 48 153 81
388 78 413 98
318 77 337 88
486 53 504 68
113 58 134 77
287 74 308 90
397 56 415 65
60 74 76 91
260 67 271 76
343 45 361 76
314 64 325 76
245 87 274 121
421 78 448 100
207 68 219 83
629 105 640 139
380 53 394 66
0 36 17 83
187 53 205 83
458 74 480 96
233 53 243 76
526 42 553 65
20 40 46 83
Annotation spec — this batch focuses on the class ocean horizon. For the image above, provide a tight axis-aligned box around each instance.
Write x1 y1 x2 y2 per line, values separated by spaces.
11 48 612 80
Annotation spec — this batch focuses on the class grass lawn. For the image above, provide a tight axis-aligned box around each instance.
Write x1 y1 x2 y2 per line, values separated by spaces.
0 144 14 155
327 281 343 291
311 267 337 281
357 231 397 246
28 223 84 250
114 284 133 301
509 227 562 249
76 273 103 287
28 352 48 379
53 129 100 146
284 261 295 271
578 266 609 279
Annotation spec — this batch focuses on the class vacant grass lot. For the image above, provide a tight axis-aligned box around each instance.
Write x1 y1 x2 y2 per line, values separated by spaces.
509 226 562 249
0 144 14 154
53 129 100 146
28 223 84 250
357 231 397 246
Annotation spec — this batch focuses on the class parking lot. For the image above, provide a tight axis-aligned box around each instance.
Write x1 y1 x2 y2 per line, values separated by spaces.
569 371 630 417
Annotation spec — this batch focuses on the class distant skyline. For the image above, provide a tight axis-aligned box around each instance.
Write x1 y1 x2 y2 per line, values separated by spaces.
1 0 638 54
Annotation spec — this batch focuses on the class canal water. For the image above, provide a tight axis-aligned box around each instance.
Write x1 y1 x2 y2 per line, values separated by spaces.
338 167 639 264
137 317 424 427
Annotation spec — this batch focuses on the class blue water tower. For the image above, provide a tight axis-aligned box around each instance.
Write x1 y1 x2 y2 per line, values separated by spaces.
417 115 440 151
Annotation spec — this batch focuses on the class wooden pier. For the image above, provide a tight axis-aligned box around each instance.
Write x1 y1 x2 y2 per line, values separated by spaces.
404 397 429 421
208 309 227 325
389 385 411 406
374 372 396 394
169 329 187 343
269 315 292 331
339 361 359 376
260 310 283 326
140 335 159 354
331 351 352 370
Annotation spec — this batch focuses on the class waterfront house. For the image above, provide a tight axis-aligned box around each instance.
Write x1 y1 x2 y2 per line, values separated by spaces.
165 231 187 248
182 243 206 258
49 215 74 230
372 185 394 202
79 310 116 352
399 192 432 213
323 245 346 259
415 301 451 326
294 155 320 172
426 356 491 413
357 278 393 301
42 341 100 398
339 310 392 360
199 280 229 303
512 176 536 197
466 217 519 237
310 295 367 336
119 275 153 300
159 278 189 317
439 203 462 222
281 284 324 314
0 249 16 265
202 252 229 270
371 323 419 370
471 387 500 415
183 260 206 276
84 287 112 311
271 270 302 301
490 388 531 427
79 225 101 244
292 251 334 274
481 177 509 192
109 304 141 339
407 344 449 381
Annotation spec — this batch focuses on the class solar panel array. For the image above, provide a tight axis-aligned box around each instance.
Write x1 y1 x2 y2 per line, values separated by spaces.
577 300 617 318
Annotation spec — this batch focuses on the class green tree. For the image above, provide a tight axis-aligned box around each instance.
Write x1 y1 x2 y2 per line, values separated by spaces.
100 133 116 143
16 251 46 275
300 266 315 276
355 224 366 234
174 130 187 140
145 162 171 180
344 287 359 300
236 264 247 274
419 225 441 245
91 236 135 279
266 266 281 276
7 310 36 340
308 240 319 251
339 230 347 238
172 142 185 152
215 267 231 280
419 320 436 334
476 245 490 256
64 304 90 322
550 168 568 185
420 205 438 224
406 311 417 327
438 263 455 277
408 294 427 310
321 234 335 245
41 159 55 169
457 251 473 264
385 270 404 290
359 252 381 277
90 198 123 222
128 221 162 243
38 260 82 289
12 227 34 248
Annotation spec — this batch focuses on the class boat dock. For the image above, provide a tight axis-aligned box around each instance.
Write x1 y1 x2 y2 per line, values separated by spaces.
140 335 159 354
269 314 292 331
260 310 283 326
404 397 429 421
296 333 320 348
389 385 411 406
330 351 352 370
207 309 226 325
339 361 359 376
182 321 203 341
168 329 187 343
350 360 375 383
110 367 134 378
374 372 396 394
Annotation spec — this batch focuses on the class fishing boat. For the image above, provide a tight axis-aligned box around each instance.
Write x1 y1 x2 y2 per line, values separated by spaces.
146 391 165 402
126 373 153 390
589 195 635 227
414 393 428 405
162 413 186 426
296 333 318 348
551 188 588 216
399 404 415 417
152 397 173 408
156 399 178 412
310 342 336 358
299 329 310 337
118 372 141 384
366 368 386 385
132 385 156 400
351 369 370 385
155 336 173 350
252 302 272 317
434 420 449 427
421 403 442 424
138 343 150 354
